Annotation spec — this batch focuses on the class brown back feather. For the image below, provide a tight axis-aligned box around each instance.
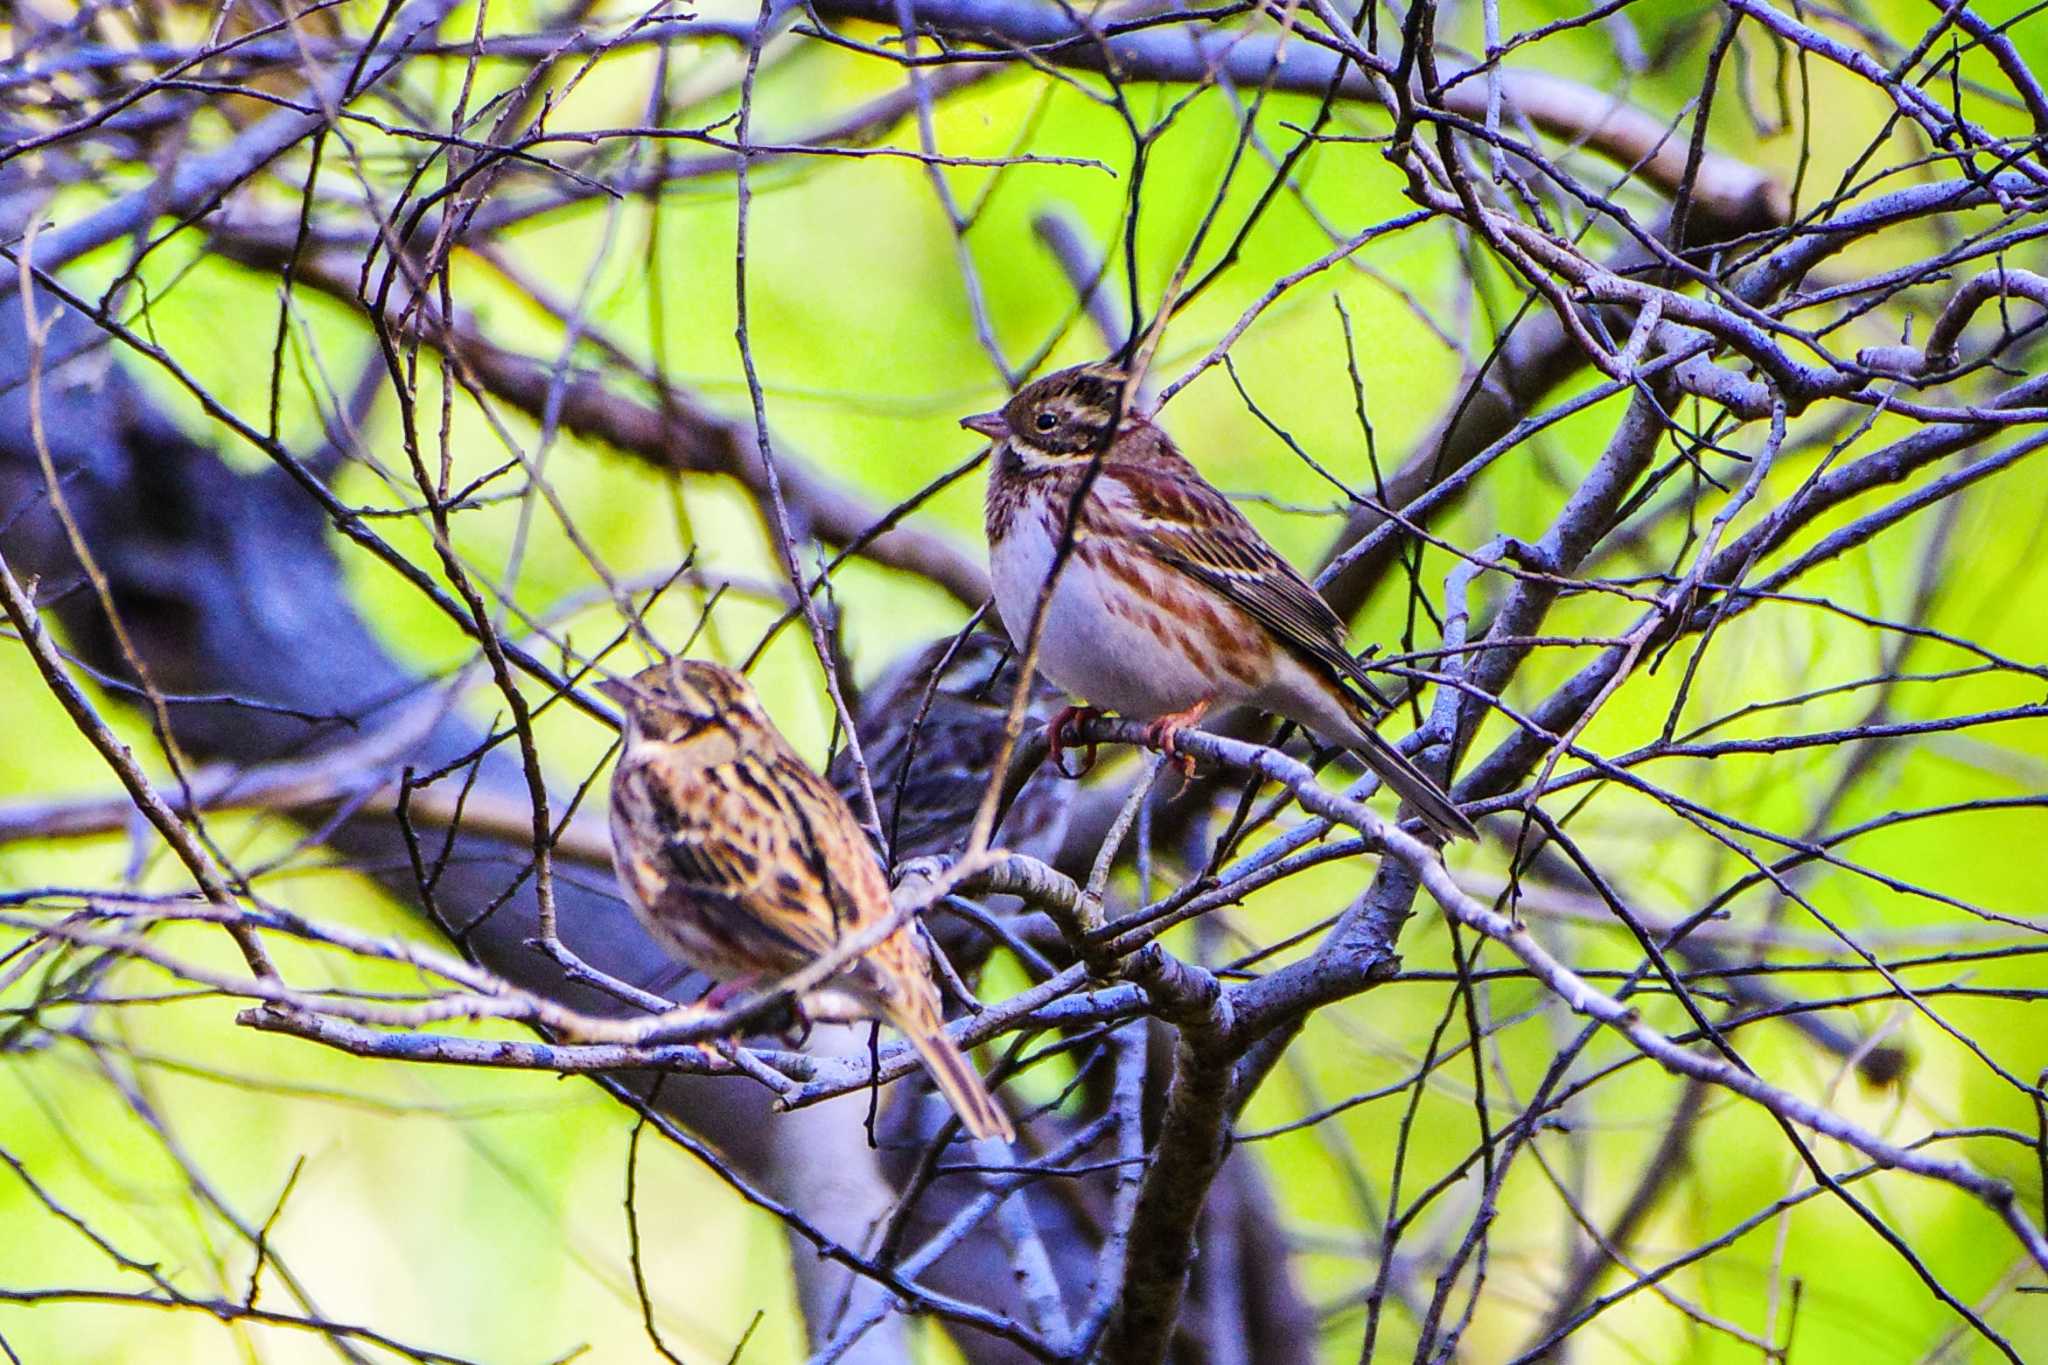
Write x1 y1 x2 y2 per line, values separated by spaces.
1089 429 1382 699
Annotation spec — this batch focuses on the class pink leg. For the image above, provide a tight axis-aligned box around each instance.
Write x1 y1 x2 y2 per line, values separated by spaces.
1140 698 1212 783
699 974 811 1044
1047 704 1105 778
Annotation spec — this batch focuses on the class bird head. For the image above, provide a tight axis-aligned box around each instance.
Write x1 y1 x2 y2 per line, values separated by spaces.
961 363 1130 464
597 658 768 757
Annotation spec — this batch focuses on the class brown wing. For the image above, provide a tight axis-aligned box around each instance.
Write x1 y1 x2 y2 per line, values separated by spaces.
1100 452 1384 701
756 746 899 936
624 744 873 973
748 744 941 1015
682 740 1004 1134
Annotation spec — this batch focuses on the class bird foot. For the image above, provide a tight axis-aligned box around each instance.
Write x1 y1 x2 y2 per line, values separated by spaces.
683 975 783 1051
696 974 762 1012
1047 705 1105 778
1140 700 1211 787
598 1001 727 1060
777 996 814 1049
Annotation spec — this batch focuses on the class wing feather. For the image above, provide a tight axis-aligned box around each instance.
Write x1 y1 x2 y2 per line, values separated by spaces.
641 751 856 965
1101 459 1383 700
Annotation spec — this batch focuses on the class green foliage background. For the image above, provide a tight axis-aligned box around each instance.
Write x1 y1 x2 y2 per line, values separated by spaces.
2 0 2046 1359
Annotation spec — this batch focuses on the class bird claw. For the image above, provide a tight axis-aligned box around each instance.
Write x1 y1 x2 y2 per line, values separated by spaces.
1047 705 1104 778
685 975 774 1052
697 974 761 1012
778 998 813 1049
665 979 810 1055
1139 701 1209 789
1146 725 1198 790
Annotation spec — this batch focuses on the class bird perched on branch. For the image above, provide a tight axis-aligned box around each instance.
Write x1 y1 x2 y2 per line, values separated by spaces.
601 658 1014 1140
967 363 1474 843
827 629 1075 865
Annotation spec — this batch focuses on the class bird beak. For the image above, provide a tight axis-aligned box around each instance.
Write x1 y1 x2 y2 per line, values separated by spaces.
595 678 637 708
960 410 1009 440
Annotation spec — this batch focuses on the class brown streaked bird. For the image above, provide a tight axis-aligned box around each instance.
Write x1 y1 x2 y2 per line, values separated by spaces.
600 658 1014 1141
967 363 1475 843
827 630 1075 865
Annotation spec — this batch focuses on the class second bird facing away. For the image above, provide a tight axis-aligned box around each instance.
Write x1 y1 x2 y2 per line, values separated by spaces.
827 629 1074 865
601 658 1013 1141
967 363 1475 843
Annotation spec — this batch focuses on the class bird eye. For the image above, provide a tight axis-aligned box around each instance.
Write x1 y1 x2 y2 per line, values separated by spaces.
1034 412 1058 432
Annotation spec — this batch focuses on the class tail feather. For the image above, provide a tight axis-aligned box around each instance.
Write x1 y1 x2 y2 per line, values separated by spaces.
1345 713 1476 843
895 1013 1014 1142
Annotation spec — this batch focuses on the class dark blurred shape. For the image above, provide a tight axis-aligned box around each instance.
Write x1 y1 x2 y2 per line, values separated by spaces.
831 630 1074 866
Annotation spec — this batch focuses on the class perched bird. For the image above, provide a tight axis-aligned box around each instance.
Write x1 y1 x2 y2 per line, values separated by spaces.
600 658 1014 1140
827 629 1075 865
966 363 1474 842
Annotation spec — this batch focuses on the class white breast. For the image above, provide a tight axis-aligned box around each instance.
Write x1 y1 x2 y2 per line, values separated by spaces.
989 482 1246 717
989 489 1060 638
